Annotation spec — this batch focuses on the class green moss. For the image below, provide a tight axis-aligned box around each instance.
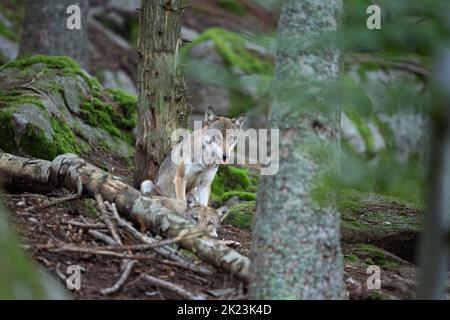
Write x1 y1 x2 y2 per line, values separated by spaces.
222 201 255 229
2 55 102 94
0 19 16 41
344 109 375 156
211 165 252 201
80 89 136 144
0 108 80 159
218 0 246 15
80 99 120 138
220 191 256 203
19 123 57 160
0 55 135 159
339 189 422 239
354 244 400 269
372 113 395 151
344 254 359 263
106 88 138 129
182 28 273 75
50 118 81 155
0 109 57 159
366 291 384 300
0 90 45 109
0 111 15 151
229 89 256 118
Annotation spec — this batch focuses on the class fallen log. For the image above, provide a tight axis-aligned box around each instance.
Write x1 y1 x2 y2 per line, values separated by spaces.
0 152 250 282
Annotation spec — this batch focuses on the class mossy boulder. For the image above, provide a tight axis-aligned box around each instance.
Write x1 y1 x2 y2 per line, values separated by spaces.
0 55 136 160
340 189 422 262
222 201 255 229
182 27 273 120
216 187 422 263
210 165 256 204
208 164 257 229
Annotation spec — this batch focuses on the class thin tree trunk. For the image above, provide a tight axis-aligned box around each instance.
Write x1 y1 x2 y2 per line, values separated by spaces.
250 0 344 299
133 0 190 187
19 0 89 70
417 49 450 300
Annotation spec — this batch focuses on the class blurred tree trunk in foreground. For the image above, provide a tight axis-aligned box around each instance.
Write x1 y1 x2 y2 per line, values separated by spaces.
19 0 89 70
0 202 66 299
133 0 190 187
250 0 345 299
417 48 450 300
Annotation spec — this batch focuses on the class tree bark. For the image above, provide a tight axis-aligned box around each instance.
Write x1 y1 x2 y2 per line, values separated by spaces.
19 0 89 70
250 0 345 299
417 49 450 300
0 152 249 282
133 0 190 187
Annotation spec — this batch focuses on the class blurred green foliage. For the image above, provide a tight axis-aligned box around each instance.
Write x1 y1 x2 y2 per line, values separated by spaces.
0 202 63 299
181 1 450 204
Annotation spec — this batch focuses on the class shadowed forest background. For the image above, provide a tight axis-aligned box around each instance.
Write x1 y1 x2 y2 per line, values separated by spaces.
0 0 449 300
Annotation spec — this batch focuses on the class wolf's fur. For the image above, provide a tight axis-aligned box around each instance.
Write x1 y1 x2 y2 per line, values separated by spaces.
155 106 245 206
185 194 229 238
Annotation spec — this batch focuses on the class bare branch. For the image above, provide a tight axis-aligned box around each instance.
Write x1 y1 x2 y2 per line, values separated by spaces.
101 260 137 295
141 274 207 300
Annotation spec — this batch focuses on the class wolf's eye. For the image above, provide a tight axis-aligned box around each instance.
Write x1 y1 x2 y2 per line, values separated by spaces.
210 136 215 142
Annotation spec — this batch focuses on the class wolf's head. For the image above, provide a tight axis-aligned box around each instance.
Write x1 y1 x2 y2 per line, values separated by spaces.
201 106 245 164
185 194 229 238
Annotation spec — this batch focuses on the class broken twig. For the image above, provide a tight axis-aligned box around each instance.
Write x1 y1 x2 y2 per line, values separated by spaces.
101 260 137 295
141 274 207 300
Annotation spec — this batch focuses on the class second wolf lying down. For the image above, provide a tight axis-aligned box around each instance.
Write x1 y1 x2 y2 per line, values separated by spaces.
140 182 229 238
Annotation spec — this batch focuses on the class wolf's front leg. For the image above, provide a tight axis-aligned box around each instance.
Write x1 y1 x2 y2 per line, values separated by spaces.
174 162 186 201
197 184 211 206
196 165 218 206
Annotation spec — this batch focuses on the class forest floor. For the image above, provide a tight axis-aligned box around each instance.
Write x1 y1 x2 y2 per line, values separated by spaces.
0 152 439 300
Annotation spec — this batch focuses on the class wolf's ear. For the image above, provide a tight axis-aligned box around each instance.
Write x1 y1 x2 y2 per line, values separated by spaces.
186 193 197 209
233 114 246 129
217 205 230 222
204 106 216 124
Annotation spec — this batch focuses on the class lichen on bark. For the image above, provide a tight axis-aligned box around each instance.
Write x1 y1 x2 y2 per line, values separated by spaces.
250 0 345 299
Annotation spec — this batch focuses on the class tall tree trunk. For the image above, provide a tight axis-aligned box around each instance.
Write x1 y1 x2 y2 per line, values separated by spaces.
417 48 450 300
250 0 344 299
19 0 89 70
133 0 190 187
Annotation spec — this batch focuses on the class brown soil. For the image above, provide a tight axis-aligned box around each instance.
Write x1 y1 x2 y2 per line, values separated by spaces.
2 192 247 300
2 152 423 300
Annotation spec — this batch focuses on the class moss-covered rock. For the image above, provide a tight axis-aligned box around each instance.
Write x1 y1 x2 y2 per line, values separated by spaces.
340 189 422 262
183 28 273 76
217 188 422 263
0 55 135 160
182 27 273 119
353 243 401 269
220 191 256 203
210 165 254 203
222 201 255 229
